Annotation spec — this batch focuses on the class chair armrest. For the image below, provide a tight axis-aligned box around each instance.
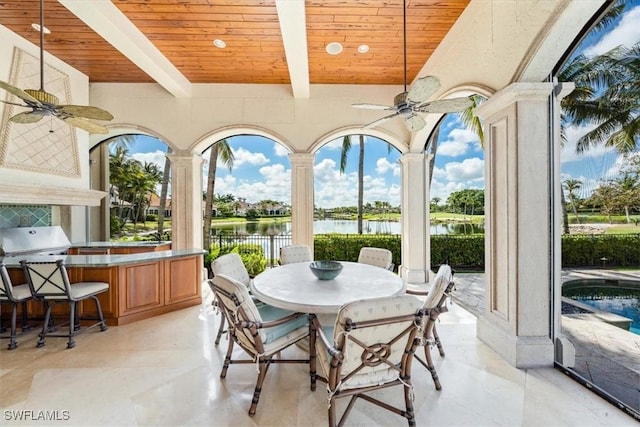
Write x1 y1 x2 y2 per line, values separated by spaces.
310 315 342 360
406 288 428 297
240 311 307 330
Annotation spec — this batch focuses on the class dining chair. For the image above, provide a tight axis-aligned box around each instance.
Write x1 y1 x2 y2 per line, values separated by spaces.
0 262 34 350
309 294 425 427
357 247 394 271
208 273 309 416
279 244 313 265
210 252 253 345
20 259 108 349
406 263 455 390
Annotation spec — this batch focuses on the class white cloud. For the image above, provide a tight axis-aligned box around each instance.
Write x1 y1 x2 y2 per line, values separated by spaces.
375 157 400 176
313 157 401 208
583 6 640 56
130 150 166 169
273 143 290 157
438 157 484 182
228 147 269 167
437 128 480 157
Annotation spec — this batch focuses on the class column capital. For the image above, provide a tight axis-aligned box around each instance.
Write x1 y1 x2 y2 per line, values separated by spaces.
475 82 554 120
289 152 315 165
167 151 204 165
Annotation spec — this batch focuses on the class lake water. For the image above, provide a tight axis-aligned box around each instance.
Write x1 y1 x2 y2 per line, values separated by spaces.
211 219 484 236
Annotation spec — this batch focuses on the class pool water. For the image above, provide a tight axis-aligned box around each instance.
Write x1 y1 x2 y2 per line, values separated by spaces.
563 278 640 335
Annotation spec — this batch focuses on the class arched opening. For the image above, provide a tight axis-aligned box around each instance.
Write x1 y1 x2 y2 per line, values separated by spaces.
200 134 292 275
88 133 172 242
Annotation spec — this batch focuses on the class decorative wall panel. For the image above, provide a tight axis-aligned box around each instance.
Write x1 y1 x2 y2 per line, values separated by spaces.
0 48 80 176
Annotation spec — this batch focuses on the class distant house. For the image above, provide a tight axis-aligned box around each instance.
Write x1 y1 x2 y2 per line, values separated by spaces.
147 194 172 218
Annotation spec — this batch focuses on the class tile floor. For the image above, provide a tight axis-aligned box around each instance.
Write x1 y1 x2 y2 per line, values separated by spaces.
0 283 637 427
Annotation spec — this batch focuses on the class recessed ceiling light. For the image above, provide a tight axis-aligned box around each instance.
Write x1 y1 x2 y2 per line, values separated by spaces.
357 44 370 54
326 42 343 55
31 23 51 34
213 39 226 49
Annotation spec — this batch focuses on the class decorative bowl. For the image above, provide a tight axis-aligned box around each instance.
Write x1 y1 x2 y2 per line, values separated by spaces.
309 260 343 280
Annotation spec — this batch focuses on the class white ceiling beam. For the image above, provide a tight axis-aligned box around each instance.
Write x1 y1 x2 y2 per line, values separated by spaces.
276 0 310 98
59 0 191 98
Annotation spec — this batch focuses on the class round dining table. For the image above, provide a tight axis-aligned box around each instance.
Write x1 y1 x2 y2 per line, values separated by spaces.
251 261 405 314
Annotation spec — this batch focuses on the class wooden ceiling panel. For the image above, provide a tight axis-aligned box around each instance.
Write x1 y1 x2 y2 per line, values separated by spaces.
0 0 470 87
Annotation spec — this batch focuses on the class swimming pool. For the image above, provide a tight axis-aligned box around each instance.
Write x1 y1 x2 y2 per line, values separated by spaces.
562 278 640 335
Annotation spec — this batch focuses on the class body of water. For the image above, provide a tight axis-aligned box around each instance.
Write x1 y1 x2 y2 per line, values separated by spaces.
211 219 483 236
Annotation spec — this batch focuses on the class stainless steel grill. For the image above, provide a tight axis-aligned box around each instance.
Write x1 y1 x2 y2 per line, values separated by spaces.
0 226 71 257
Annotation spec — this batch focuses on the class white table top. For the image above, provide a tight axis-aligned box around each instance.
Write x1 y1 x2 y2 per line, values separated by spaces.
251 261 405 314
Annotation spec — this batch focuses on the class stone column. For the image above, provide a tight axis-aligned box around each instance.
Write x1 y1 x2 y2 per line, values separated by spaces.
289 153 315 250
474 82 557 367
399 152 430 284
167 152 204 250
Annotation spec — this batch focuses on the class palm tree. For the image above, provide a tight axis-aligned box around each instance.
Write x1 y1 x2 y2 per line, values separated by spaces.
560 43 640 154
203 139 234 249
340 135 365 234
563 179 583 224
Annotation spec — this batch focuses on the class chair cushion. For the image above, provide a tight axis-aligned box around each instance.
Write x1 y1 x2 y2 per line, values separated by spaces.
68 282 109 301
423 264 453 309
211 253 251 287
10 284 33 301
257 305 309 344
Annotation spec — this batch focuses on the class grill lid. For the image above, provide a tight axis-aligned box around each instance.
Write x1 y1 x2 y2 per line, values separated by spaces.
0 226 71 256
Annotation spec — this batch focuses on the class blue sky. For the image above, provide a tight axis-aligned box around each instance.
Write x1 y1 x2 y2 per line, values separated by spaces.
123 1 639 208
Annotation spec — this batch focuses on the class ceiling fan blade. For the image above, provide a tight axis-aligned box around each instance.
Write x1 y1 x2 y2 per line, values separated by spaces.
404 114 426 132
0 81 42 105
10 111 44 124
57 104 114 121
407 76 441 104
352 103 395 110
414 96 474 113
362 112 400 129
62 117 109 134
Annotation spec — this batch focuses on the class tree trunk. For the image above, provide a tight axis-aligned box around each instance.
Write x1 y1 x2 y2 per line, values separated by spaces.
357 135 364 234
428 127 440 186
203 145 219 249
157 149 171 236
561 191 570 234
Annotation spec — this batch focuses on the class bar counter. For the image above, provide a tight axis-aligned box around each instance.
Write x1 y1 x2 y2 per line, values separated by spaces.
2 248 205 326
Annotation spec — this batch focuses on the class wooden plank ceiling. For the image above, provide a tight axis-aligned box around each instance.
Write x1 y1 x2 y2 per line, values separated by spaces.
0 0 470 86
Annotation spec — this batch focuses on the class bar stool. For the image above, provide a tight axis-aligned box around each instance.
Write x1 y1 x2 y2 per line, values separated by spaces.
21 259 108 349
0 262 35 350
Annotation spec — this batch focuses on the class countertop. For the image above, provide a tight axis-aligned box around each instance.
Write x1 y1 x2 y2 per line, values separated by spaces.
70 241 171 248
0 248 205 268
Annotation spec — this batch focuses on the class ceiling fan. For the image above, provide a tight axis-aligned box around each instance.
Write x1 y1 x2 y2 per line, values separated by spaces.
0 0 113 134
352 0 473 132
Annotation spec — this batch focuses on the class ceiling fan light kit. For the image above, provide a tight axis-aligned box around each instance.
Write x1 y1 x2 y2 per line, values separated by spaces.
352 0 472 132
0 0 113 134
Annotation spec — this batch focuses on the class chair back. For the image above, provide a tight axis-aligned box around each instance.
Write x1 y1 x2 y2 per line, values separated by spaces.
21 259 71 299
279 244 312 265
423 264 454 310
328 294 424 390
357 247 393 270
209 274 264 354
0 262 19 301
210 253 251 287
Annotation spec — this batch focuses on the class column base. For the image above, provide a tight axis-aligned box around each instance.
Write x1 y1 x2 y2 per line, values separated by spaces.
477 315 554 368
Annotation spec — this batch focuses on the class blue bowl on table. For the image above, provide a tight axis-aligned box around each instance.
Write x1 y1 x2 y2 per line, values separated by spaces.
309 261 343 280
